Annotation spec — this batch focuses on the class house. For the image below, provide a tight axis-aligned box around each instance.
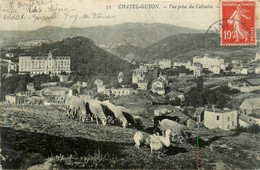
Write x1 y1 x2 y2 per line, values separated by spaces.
231 65 242 74
97 85 106 94
191 63 203 77
27 83 35 92
220 63 228 70
157 73 168 85
193 55 224 69
110 88 134 97
69 84 81 96
137 80 148 90
118 72 124 83
165 91 184 101
154 108 171 116
209 65 221 74
240 98 260 116
241 68 248 75
94 79 104 87
194 107 205 123
254 51 260 61
151 80 165 95
204 107 238 130
178 73 186 77
173 62 186 67
6 53 14 58
41 86 69 97
132 68 145 84
158 59 171 69
5 94 27 105
59 75 69 82
151 105 180 116
8 62 18 73
231 60 240 65
139 64 148 73
76 81 87 87
255 67 260 74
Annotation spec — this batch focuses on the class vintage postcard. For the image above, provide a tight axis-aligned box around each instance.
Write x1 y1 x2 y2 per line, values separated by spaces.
0 0 260 169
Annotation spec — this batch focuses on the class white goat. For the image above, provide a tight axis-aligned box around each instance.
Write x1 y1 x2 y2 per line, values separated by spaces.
133 131 150 149
150 129 171 158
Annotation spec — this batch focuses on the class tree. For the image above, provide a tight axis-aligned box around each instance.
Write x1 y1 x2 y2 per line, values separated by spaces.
195 77 204 92
216 93 227 109
205 90 217 106
132 83 138 90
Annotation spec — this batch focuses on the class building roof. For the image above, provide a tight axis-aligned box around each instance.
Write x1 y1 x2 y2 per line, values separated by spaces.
165 91 184 98
137 80 148 84
194 107 204 116
240 98 260 110
247 78 260 86
152 79 165 84
42 86 69 92
70 84 81 90
27 83 34 86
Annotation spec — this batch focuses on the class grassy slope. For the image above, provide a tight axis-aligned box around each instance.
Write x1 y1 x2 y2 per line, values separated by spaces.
1 103 260 169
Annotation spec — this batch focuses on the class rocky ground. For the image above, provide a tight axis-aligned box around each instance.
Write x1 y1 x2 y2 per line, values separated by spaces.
1 103 260 169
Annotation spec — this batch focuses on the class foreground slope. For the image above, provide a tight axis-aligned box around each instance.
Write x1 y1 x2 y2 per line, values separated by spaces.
1 103 260 169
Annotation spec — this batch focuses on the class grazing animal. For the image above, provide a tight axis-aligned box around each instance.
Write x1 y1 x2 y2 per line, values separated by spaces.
102 104 117 124
158 119 186 142
133 131 150 149
150 129 171 158
102 101 127 128
134 116 144 130
87 99 107 125
153 115 180 127
117 106 136 126
64 96 87 122
145 126 162 135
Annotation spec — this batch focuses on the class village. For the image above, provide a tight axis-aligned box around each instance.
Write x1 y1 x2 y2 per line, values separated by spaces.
2 51 260 129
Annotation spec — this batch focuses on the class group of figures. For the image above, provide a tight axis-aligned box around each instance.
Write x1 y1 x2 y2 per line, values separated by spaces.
64 95 144 129
63 95 187 158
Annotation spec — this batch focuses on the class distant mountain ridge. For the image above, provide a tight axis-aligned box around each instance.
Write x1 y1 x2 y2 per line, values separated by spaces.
1 22 203 48
131 33 260 62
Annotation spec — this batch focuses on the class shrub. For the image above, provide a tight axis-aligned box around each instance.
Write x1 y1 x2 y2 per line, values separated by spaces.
233 124 260 135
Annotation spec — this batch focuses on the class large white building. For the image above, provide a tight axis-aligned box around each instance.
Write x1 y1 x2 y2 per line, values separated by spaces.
158 59 171 69
193 54 224 69
204 108 238 130
19 52 70 75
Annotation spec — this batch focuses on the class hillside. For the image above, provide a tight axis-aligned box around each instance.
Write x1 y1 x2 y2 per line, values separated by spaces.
1 23 202 48
109 44 143 61
26 37 134 77
134 33 260 62
2 103 260 169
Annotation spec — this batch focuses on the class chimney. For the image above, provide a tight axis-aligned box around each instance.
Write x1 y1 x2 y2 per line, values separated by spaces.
212 105 215 112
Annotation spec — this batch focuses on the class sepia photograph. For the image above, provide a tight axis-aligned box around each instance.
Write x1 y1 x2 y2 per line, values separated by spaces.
0 0 260 169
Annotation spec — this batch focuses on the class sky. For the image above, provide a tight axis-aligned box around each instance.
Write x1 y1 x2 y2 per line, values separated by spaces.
0 0 259 31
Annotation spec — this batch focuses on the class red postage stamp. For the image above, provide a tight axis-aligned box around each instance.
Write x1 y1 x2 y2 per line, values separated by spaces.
221 1 256 46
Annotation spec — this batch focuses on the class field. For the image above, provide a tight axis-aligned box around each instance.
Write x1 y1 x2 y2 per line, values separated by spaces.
1 103 260 169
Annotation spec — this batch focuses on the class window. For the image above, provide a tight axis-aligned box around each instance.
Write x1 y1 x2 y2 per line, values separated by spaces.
228 117 230 121
232 121 234 126
217 116 219 120
227 125 230 129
